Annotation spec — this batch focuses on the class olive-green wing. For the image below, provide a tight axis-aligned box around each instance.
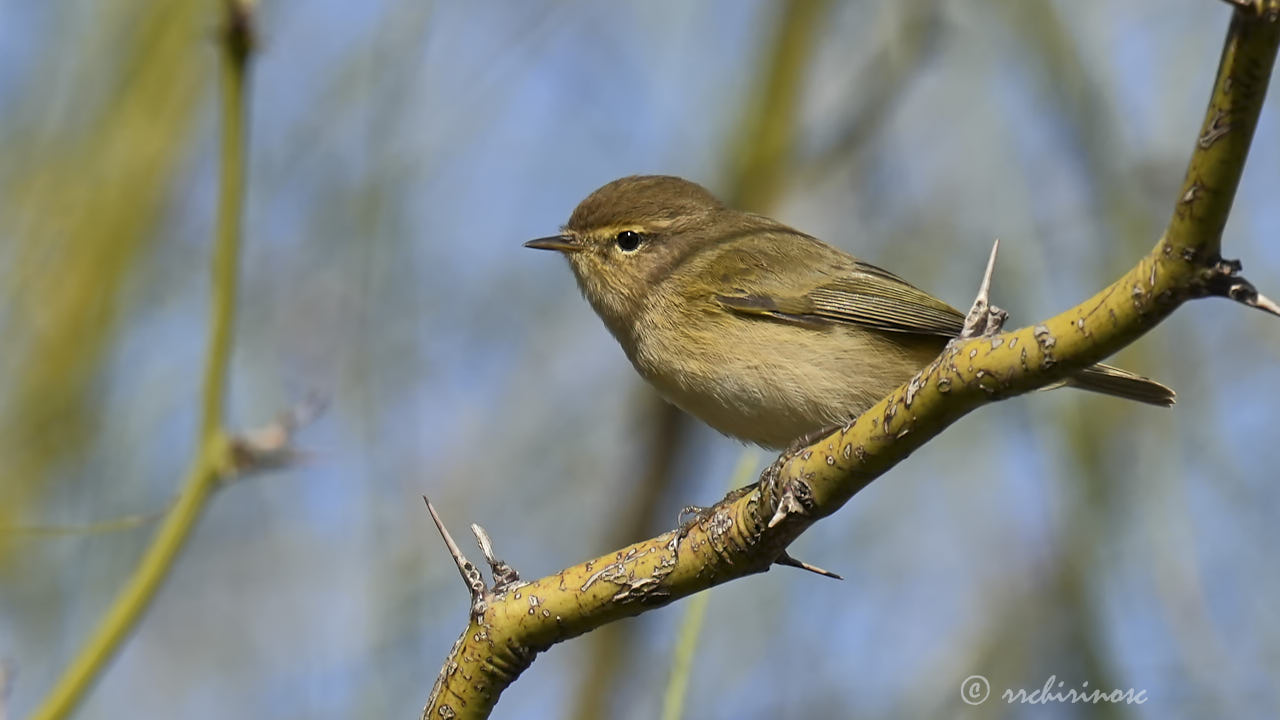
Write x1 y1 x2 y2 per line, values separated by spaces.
716 260 965 337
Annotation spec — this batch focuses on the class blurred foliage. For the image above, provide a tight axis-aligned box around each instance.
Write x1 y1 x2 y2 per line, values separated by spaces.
0 2 209 565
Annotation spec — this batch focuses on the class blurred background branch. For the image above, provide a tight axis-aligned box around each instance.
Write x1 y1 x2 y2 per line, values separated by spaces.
0 2 208 566
658 449 757 720
27 4 256 719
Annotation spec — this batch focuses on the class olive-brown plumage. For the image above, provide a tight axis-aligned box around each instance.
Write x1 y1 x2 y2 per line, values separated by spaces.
527 175 1174 449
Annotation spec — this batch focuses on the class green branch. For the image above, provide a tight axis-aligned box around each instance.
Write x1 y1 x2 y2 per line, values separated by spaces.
420 8 1280 719
29 5 255 720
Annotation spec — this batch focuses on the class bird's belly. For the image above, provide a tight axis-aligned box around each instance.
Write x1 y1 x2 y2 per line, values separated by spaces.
633 320 942 449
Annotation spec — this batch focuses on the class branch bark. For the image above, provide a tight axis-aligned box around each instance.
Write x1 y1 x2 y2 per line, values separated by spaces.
422 7 1280 719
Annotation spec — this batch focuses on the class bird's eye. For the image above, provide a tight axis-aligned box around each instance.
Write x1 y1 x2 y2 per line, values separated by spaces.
615 230 642 252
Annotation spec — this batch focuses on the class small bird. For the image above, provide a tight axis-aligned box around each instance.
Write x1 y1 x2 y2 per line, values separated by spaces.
526 175 1174 449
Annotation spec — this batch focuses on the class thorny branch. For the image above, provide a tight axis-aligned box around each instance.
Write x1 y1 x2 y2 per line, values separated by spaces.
421 8 1280 719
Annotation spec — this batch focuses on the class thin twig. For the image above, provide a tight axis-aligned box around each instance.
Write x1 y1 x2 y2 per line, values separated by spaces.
1 508 168 537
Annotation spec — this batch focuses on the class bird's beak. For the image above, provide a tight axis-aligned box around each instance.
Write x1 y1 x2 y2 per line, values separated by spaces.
524 234 583 253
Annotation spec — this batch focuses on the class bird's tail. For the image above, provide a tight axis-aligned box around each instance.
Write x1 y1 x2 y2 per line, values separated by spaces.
1064 363 1176 407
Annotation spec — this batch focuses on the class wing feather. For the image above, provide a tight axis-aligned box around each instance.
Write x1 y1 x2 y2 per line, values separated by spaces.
717 260 964 337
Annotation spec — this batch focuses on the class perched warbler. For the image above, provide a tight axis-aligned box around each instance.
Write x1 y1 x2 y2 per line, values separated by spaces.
526 175 1173 449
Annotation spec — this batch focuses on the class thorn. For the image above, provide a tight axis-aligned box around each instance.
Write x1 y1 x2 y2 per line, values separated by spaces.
471 524 497 563
767 488 804 529
471 523 521 593
975 238 999 307
1206 259 1280 318
423 497 487 614
763 456 802 529
775 552 843 580
961 239 1009 338
424 497 470 585
1241 287 1280 317
767 505 788 529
